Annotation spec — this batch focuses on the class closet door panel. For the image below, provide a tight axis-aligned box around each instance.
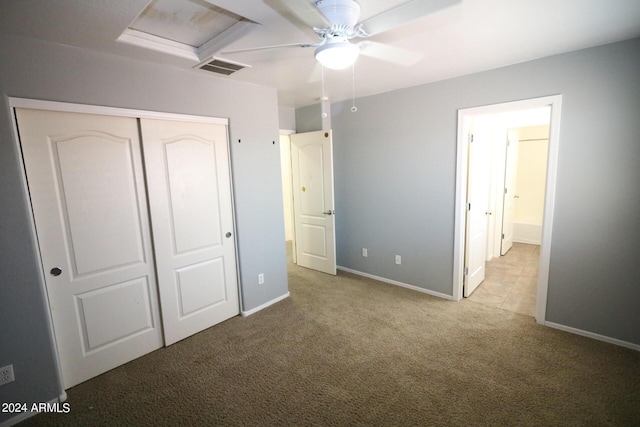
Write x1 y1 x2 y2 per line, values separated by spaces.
16 108 163 388
141 118 239 345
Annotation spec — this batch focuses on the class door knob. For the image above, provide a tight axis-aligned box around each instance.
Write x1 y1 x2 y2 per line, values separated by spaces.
323 210 334 215
50 267 62 276
225 232 232 238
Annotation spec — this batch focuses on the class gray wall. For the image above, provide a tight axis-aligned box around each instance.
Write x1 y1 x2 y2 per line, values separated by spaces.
0 33 288 422
330 38 640 345
295 103 323 133
278 105 296 130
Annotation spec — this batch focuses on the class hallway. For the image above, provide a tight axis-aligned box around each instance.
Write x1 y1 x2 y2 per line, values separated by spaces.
467 243 539 316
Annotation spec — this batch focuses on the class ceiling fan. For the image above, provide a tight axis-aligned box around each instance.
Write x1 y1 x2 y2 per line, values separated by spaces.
221 0 460 70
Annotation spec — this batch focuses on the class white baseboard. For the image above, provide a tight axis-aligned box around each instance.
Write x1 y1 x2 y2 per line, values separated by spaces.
513 223 542 245
545 321 640 352
241 292 290 317
0 394 65 427
0 413 28 427
338 268 639 352
337 266 456 301
513 237 542 245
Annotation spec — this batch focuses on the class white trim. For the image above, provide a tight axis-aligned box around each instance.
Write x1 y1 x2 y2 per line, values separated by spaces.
545 322 640 352
453 95 563 325
1 410 32 426
0 394 66 427
512 238 542 245
536 98 562 323
240 292 290 317
452 112 470 302
7 100 67 402
117 29 200 62
9 98 228 125
278 130 296 254
338 266 456 301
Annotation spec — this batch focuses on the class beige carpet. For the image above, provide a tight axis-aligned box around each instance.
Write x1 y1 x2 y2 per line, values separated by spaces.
23 257 640 426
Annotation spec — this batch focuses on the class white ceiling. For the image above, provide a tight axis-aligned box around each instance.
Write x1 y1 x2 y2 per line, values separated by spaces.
1 0 639 109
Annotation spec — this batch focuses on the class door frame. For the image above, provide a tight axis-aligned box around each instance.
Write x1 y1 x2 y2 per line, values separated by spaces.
9 97 241 391
453 95 562 324
500 129 520 256
279 129 297 264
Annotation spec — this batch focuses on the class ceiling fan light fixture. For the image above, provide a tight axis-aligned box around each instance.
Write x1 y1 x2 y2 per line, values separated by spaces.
314 40 359 70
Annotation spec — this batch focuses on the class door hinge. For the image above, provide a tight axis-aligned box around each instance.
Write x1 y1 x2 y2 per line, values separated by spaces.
468 134 474 143
502 233 505 239
464 267 469 275
504 187 508 194
468 203 471 211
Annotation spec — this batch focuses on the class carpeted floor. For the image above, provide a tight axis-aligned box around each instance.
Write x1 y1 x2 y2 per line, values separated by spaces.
22 254 640 426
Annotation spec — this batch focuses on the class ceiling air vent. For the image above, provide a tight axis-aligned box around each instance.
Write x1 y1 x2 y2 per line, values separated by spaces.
196 57 250 75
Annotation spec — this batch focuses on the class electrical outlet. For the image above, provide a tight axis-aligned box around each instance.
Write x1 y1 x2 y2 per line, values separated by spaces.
0 364 14 386
395 255 402 265
362 248 368 257
258 273 264 285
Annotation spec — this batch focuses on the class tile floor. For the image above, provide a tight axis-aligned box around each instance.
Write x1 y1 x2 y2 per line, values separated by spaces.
467 243 539 317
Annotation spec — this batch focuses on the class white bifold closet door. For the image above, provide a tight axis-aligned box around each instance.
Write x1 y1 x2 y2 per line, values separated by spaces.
16 108 238 388
140 119 239 346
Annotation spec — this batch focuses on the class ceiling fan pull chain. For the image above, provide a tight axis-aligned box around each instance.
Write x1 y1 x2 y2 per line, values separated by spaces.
351 62 357 113
321 64 325 99
321 65 328 119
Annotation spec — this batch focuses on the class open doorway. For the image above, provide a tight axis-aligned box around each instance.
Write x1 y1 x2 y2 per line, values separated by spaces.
453 95 563 324
470 123 550 316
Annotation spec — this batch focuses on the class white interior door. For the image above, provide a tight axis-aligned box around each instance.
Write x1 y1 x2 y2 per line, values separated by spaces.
16 109 163 388
501 130 520 255
141 119 239 345
291 130 336 275
464 124 491 297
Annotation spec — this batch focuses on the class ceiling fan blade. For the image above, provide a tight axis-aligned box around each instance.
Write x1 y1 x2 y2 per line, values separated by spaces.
358 41 423 67
221 42 317 55
359 0 460 37
264 0 330 29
